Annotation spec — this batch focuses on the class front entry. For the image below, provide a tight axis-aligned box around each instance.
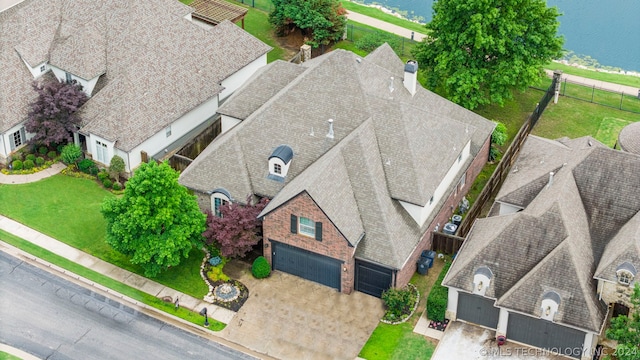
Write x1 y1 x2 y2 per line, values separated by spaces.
271 241 341 291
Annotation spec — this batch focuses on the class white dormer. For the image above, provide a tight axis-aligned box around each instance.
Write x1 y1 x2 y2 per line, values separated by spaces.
473 266 493 296
616 262 637 286
540 291 561 321
268 145 293 182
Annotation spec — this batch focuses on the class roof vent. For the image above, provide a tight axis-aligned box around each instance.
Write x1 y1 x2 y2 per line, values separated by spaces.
326 119 334 139
546 171 554 188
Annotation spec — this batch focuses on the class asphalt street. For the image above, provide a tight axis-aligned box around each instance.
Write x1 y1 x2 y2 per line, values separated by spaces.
0 251 257 360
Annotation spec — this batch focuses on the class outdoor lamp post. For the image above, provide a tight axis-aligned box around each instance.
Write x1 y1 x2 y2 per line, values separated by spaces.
199 307 209 327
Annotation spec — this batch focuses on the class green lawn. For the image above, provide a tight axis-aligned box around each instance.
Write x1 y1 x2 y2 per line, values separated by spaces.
340 1 429 35
0 175 208 298
0 352 21 360
559 81 640 113
0 229 224 331
545 62 640 88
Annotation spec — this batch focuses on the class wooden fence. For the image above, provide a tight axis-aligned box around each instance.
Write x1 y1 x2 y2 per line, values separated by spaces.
431 232 465 255
452 72 560 242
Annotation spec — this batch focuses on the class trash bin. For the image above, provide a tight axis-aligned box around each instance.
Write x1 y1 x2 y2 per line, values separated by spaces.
421 250 436 268
417 258 430 275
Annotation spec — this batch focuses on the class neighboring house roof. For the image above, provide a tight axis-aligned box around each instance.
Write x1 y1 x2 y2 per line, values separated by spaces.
0 0 271 152
618 121 640 155
444 135 640 333
180 44 494 269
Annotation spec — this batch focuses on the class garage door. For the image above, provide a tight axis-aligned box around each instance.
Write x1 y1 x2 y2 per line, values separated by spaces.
507 312 585 359
272 241 341 291
457 293 500 329
355 260 393 298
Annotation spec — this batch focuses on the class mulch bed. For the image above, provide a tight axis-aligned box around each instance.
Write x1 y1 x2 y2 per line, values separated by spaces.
203 276 249 312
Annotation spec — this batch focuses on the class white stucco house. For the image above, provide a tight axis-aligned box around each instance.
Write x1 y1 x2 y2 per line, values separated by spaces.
0 0 271 172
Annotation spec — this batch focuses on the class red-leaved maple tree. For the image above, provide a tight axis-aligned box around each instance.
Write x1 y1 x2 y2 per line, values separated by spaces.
203 196 269 258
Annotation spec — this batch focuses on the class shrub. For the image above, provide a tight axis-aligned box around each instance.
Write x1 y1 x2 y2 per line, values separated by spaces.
60 144 83 165
38 146 48 155
47 151 57 159
102 178 113 189
382 286 416 320
426 261 452 322
207 265 230 282
23 159 34 169
109 155 126 180
35 157 45 166
97 171 110 182
25 153 36 162
11 160 23 170
251 256 271 279
355 32 401 53
11 152 23 161
78 158 98 175
112 182 122 191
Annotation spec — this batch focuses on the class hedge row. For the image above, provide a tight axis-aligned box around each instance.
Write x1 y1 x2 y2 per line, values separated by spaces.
426 261 452 322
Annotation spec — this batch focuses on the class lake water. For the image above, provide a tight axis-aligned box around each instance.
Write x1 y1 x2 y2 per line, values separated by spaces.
358 0 640 72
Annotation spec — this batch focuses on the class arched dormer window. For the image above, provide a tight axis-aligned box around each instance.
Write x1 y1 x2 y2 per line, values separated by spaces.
268 145 293 182
540 291 561 321
473 266 493 296
211 188 231 217
616 262 637 286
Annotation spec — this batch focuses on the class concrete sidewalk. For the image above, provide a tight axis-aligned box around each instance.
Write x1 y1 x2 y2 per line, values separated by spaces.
545 69 640 95
0 215 236 325
0 162 66 184
346 11 427 42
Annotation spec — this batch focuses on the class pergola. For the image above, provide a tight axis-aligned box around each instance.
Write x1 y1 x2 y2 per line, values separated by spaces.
190 0 248 29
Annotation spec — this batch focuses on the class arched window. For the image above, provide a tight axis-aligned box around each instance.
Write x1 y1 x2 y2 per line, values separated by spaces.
616 262 637 286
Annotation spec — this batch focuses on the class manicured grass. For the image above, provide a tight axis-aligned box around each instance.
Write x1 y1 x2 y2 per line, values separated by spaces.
360 322 435 360
341 1 429 34
0 174 208 298
545 62 640 88
0 351 21 360
559 81 640 113
0 229 225 331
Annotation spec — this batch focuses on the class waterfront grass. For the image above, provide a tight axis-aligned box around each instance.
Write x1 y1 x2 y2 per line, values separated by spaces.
546 62 640 88
0 175 208 298
341 1 429 34
0 230 225 331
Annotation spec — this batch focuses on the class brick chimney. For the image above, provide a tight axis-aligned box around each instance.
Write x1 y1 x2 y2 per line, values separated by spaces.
403 60 418 96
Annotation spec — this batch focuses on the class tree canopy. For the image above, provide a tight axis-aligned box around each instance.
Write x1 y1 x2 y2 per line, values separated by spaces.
101 161 206 277
25 80 88 147
269 0 347 48
606 284 640 360
203 196 268 258
412 0 564 109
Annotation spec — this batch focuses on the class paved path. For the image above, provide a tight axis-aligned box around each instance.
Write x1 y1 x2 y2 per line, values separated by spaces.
0 162 65 184
346 10 427 41
0 215 235 325
545 69 640 95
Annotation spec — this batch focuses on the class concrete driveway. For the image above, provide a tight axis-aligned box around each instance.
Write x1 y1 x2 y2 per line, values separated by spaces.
432 321 571 360
221 261 385 360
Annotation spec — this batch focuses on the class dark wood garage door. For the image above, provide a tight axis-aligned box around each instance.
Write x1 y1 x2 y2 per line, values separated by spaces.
457 292 500 329
355 260 393 298
271 241 341 291
507 312 585 359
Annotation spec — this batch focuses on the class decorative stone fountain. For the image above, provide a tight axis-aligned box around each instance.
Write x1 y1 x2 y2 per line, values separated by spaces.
213 282 240 302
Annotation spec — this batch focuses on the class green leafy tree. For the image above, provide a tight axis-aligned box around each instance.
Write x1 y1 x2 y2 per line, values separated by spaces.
605 284 640 360
412 0 564 109
269 0 347 48
489 121 508 161
101 161 206 277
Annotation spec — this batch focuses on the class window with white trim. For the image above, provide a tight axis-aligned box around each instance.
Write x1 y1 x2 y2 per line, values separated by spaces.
65 72 72 83
11 129 24 150
40 65 46 72
214 197 228 217
95 140 108 163
299 217 315 237
274 163 282 175
166 126 172 137
618 270 633 286
459 173 466 190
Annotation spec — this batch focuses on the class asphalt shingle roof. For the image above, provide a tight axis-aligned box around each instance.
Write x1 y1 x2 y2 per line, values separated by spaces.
180 44 494 269
1 0 271 151
445 135 640 333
